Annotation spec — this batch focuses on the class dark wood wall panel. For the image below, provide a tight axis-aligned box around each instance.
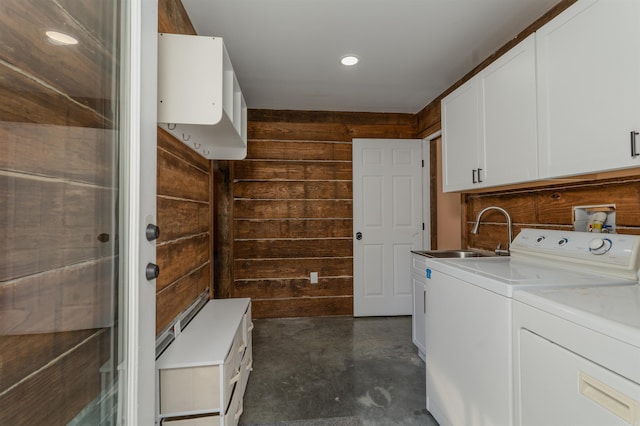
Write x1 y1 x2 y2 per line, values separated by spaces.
155 0 213 333
214 110 416 318
234 219 352 239
156 264 210 334
465 177 640 252
247 140 352 160
156 129 212 333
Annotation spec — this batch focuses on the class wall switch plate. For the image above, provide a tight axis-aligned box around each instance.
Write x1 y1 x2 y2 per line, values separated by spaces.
310 272 318 284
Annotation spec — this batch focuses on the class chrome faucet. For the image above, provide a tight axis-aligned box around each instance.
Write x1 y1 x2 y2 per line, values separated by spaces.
471 206 512 255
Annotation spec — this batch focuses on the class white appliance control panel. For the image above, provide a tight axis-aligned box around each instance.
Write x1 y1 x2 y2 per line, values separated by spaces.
510 229 640 280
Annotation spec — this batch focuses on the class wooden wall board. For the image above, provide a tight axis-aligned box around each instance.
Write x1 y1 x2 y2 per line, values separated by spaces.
465 176 640 251
234 160 352 181
234 239 352 259
158 0 197 35
234 257 353 281
234 199 352 219
157 197 210 243
247 140 352 161
156 128 212 327
234 181 352 200
233 277 353 299
156 264 210 334
157 145 209 202
251 296 353 318
234 219 353 239
156 234 210 292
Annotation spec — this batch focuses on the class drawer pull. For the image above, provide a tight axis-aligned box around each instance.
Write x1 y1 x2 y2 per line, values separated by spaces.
248 322 254 332
631 131 639 158
230 369 241 384
245 359 253 371
579 371 639 424
238 343 246 354
234 399 244 420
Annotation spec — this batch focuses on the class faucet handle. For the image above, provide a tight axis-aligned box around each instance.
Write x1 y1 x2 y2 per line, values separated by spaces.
494 242 510 256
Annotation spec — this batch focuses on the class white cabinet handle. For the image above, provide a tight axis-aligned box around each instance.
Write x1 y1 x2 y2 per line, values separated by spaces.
238 343 246 354
245 358 253 371
248 322 254 331
234 399 244 420
579 371 639 424
230 369 241 384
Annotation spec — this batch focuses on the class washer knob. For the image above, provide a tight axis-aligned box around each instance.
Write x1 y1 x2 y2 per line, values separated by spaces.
589 238 605 251
589 238 612 255
536 236 545 243
558 237 568 246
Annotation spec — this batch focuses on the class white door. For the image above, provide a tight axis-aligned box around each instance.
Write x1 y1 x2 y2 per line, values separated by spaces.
353 139 423 316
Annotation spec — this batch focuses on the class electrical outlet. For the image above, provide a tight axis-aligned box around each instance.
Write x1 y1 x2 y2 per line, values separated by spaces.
310 272 318 284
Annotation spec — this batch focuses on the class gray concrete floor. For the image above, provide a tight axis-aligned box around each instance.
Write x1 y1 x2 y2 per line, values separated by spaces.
239 316 439 426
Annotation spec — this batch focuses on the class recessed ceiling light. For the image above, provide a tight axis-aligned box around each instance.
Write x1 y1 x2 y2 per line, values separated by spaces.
45 31 78 46
340 55 359 66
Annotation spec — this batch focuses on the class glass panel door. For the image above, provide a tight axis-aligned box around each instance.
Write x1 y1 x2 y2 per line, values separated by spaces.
0 0 144 424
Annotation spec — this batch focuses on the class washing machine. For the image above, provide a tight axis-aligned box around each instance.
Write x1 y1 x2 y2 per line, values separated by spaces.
424 229 640 426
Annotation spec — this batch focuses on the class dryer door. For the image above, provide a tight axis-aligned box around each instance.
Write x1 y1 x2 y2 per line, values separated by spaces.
519 329 640 426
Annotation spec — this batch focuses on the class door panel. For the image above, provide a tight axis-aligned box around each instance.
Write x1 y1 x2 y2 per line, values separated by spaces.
353 139 423 316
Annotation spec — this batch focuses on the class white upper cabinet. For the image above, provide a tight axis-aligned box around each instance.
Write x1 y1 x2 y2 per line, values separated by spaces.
537 0 640 178
158 34 248 160
482 34 538 186
442 34 537 192
442 78 482 192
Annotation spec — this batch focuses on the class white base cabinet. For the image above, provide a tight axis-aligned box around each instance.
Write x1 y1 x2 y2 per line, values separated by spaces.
411 253 427 361
537 0 640 178
156 299 253 426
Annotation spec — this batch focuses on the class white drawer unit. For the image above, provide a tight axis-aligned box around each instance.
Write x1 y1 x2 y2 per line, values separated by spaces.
157 298 253 426
411 252 427 360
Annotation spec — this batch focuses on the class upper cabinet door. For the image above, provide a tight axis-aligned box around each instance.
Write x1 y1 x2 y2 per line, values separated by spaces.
481 34 538 187
442 78 482 192
537 0 640 178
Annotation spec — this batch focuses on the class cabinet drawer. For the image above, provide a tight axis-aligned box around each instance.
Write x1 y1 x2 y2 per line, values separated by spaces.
224 385 244 426
162 415 219 425
411 254 428 277
160 366 221 414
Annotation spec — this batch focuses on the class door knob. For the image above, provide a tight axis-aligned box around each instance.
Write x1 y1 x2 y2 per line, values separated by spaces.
146 224 160 241
145 263 160 280
356 232 363 240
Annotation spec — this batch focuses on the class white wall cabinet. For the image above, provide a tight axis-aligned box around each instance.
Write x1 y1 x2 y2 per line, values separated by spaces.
156 299 253 426
411 252 427 361
158 34 248 160
537 0 640 178
442 35 537 192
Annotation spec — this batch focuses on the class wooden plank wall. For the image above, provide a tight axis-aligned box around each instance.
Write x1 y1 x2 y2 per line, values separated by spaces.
464 177 640 251
156 0 213 334
0 0 117 424
216 110 416 318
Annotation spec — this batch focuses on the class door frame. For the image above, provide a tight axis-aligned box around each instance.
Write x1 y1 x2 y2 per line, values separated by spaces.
122 0 157 424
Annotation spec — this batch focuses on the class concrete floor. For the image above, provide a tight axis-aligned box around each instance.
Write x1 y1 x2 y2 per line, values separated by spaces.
239 316 439 426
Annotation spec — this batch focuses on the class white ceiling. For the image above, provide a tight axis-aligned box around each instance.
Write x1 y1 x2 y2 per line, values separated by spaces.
181 0 559 114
